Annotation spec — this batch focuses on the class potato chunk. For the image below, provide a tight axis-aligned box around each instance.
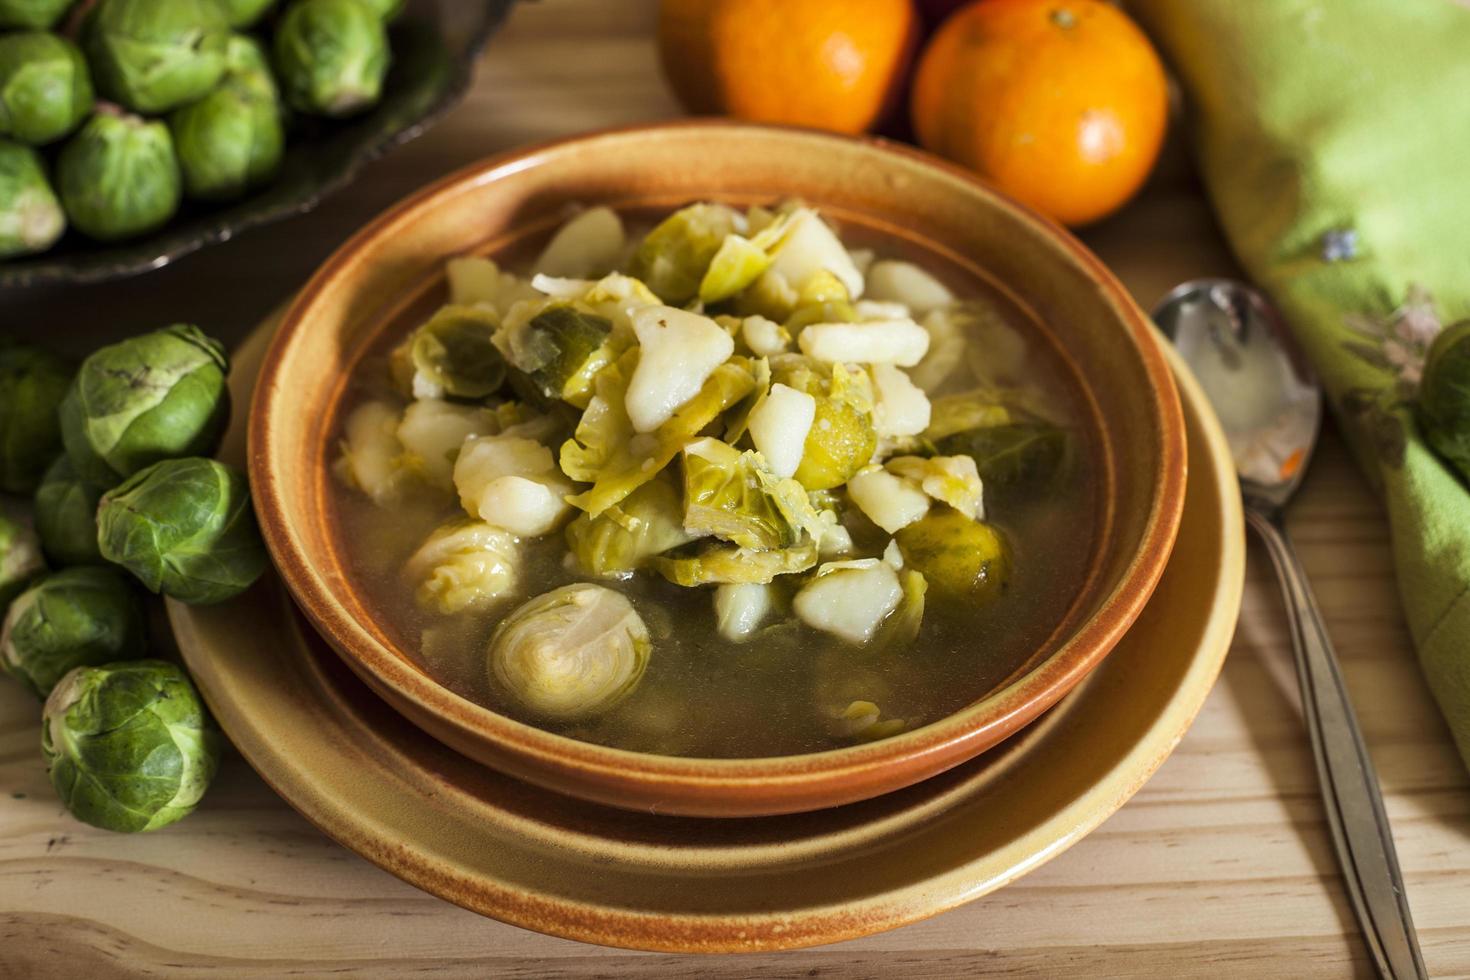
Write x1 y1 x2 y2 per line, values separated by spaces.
396 400 500 490
794 559 902 644
713 582 774 642
334 401 406 505
864 260 954 316
454 435 574 536
534 206 626 279
797 319 930 367
748 382 816 479
846 466 930 533
871 364 931 438
626 305 735 433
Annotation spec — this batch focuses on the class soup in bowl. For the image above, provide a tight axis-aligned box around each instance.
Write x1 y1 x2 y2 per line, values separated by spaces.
250 122 1185 817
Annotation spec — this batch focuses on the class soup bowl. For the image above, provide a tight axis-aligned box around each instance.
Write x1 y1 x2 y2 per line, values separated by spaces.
250 121 1186 818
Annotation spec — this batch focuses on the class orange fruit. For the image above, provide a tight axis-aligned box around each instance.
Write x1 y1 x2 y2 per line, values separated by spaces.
911 0 1168 226
658 0 918 135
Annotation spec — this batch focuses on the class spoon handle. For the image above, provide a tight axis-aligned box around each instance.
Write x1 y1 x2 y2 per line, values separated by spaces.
1246 508 1427 979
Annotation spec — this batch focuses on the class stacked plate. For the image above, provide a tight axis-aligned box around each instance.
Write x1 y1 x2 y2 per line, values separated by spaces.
169 124 1246 952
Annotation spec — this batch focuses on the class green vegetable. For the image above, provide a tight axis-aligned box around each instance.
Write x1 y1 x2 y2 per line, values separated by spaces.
0 511 45 607
565 356 757 516
0 566 145 697
894 509 1011 604
84 0 230 113
489 583 651 719
404 518 518 614
935 423 1068 488
654 538 819 586
0 32 93 145
0 139 64 257
352 0 402 20
407 305 506 400
56 109 181 241
217 0 278 28
169 38 283 201
42 659 221 832
516 305 614 405
1418 320 1470 485
60 324 229 487
0 340 71 493
223 33 278 101
273 0 390 118
34 455 103 566
97 457 267 605
774 360 877 491
0 0 72 29
628 203 741 305
680 437 823 551
565 477 693 578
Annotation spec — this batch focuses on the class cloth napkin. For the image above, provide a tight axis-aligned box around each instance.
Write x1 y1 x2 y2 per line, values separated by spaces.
1128 0 1470 767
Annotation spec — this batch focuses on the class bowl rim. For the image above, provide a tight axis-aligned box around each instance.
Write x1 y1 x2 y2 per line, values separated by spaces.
248 119 1187 806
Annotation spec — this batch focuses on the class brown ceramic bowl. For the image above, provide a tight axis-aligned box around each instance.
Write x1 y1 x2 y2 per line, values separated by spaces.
249 121 1186 818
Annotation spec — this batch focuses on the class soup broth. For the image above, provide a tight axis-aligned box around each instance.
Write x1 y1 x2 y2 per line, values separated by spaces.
327 203 1101 758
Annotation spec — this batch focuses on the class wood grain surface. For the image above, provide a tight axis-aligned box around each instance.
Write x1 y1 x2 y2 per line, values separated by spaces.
2 2 1468 976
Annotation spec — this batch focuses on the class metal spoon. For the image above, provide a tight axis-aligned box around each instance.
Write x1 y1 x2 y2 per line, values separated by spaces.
1153 279 1427 980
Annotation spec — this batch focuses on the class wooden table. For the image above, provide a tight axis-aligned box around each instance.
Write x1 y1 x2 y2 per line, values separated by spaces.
3 2 1468 975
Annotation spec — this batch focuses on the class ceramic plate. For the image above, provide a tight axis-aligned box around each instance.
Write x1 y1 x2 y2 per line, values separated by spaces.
171 314 1243 952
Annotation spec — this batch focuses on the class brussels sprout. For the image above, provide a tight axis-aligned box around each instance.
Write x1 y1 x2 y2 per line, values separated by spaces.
169 58 283 201
405 519 517 614
894 508 1011 604
774 360 877 491
489 583 651 720
514 306 613 404
85 0 230 113
0 511 44 607
217 0 278 28
565 477 694 578
681 437 823 551
33 455 103 566
0 139 64 257
1417 320 1470 484
628 203 741 305
42 659 220 832
404 305 506 401
654 538 818 587
273 0 390 118
97 457 267 605
0 566 145 697
60 324 229 487
0 0 72 29
0 32 93 145
223 33 278 101
0 340 71 492
57 109 181 242
935 423 1068 488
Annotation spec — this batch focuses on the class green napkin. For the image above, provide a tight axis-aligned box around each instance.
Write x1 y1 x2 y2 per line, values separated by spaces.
1128 0 1470 766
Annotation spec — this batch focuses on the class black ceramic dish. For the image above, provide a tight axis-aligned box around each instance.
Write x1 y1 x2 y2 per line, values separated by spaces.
0 0 515 289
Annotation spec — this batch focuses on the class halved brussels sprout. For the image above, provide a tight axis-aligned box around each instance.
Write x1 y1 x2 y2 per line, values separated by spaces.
0 32 93 145
273 0 390 117
654 538 818 587
0 0 72 29
774 360 878 491
85 0 230 113
33 455 103 566
513 305 613 405
935 422 1068 489
1417 320 1470 484
489 583 651 719
894 508 1011 604
1 565 146 698
567 356 757 517
0 139 65 257
565 477 692 578
60 324 228 487
681 437 811 550
0 510 44 607
97 457 267 605
628 202 741 305
0 340 72 493
57 108 181 241
406 306 506 401
405 519 518 614
559 347 635 483
42 659 220 832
